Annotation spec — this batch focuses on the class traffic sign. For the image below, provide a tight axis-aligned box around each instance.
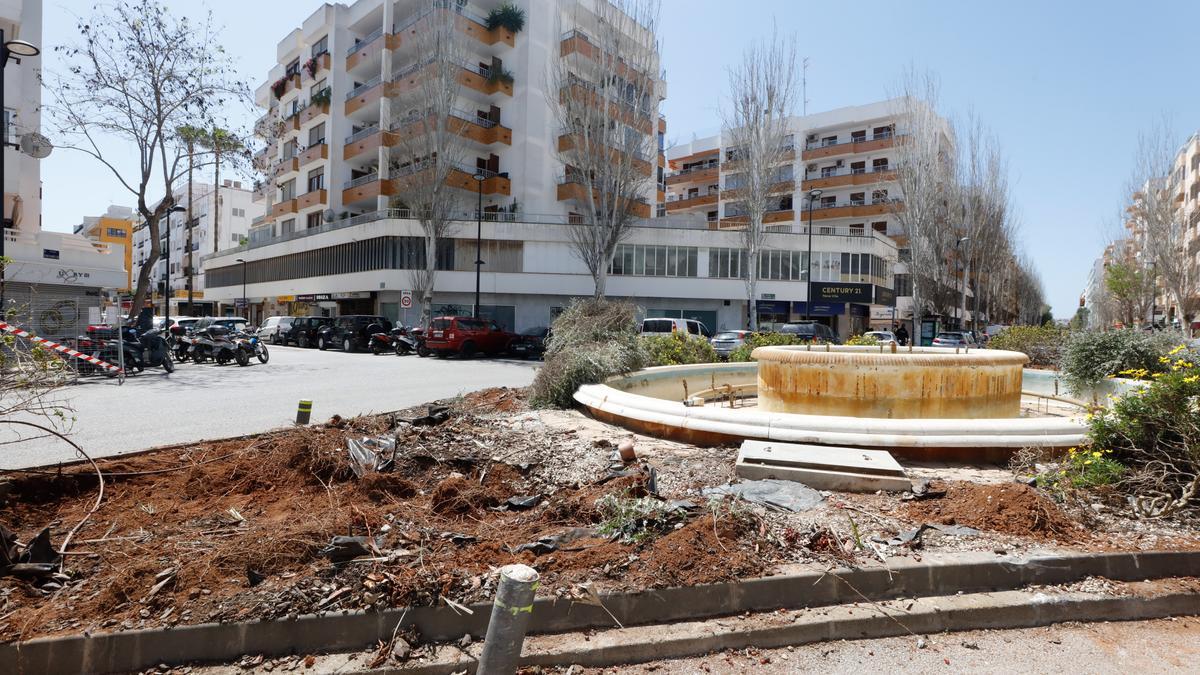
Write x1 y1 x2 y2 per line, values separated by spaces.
400 291 413 309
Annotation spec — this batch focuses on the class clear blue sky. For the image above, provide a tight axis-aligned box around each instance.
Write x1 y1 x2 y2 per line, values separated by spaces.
38 0 1200 319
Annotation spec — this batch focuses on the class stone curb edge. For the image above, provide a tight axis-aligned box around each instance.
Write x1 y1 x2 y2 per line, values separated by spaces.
6 549 1197 674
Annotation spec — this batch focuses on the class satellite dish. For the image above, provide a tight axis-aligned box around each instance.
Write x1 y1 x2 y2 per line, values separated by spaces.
322 209 336 223
20 132 53 159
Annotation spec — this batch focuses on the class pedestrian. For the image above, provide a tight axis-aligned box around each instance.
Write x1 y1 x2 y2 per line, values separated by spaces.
895 323 909 346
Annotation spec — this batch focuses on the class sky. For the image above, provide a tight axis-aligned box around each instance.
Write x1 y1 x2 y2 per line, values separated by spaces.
35 0 1200 319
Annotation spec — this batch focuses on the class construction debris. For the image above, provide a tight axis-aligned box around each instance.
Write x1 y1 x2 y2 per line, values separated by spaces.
704 479 824 512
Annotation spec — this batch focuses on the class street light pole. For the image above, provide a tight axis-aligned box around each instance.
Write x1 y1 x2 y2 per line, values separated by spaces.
236 258 247 320
164 205 186 321
803 189 822 322
0 31 41 311
955 235 970 330
472 172 486 319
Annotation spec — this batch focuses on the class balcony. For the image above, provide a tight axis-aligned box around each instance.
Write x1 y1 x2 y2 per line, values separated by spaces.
342 174 396 205
296 189 328 211
808 198 903 220
272 156 299 178
343 126 394 160
559 29 657 89
556 132 652 175
556 177 651 218
459 63 513 97
801 166 897 190
298 95 330 126
303 52 331 81
448 110 513 145
345 28 384 70
665 163 719 186
718 209 794 229
393 7 515 48
270 73 302 100
391 160 511 195
344 76 384 116
665 190 718 212
270 198 298 218
298 143 328 168
802 132 901 160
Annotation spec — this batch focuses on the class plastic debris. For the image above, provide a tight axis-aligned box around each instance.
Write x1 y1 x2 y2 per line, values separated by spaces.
703 479 824 512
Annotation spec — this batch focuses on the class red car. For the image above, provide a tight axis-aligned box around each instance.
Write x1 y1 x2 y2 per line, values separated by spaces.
424 316 518 357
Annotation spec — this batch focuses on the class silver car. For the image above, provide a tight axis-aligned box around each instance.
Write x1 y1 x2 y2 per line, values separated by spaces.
710 330 752 359
931 331 976 348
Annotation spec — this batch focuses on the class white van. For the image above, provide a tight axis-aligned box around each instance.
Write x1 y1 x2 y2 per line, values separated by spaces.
640 317 711 338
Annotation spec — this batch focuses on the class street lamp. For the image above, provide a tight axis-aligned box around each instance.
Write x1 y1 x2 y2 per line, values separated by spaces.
235 258 247 319
955 235 970 330
803 189 823 322
164 205 186 320
0 33 41 310
472 172 486 319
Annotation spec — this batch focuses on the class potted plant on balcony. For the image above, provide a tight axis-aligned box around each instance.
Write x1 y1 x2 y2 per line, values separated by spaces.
303 56 320 78
310 87 331 108
487 66 515 87
270 76 288 99
486 3 526 33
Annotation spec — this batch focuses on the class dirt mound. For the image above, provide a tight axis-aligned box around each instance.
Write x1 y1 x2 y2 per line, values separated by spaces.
460 387 526 413
628 514 765 588
430 476 502 515
903 481 1080 540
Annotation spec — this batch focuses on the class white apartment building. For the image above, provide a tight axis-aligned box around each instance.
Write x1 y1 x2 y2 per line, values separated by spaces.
133 180 263 315
1170 132 1200 331
666 99 936 332
2 0 125 339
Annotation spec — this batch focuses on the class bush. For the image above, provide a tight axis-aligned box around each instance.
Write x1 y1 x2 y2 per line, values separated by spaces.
1037 446 1125 495
486 3 526 32
529 298 645 408
986 324 1068 367
1086 345 1200 517
1059 329 1184 395
641 332 717 366
845 334 881 346
728 332 810 362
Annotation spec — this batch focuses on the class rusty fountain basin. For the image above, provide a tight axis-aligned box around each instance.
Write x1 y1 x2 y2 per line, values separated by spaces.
753 345 1028 419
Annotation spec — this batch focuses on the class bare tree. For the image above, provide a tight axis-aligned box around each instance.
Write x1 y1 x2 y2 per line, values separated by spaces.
889 72 956 336
1127 120 1198 336
955 116 1015 330
721 30 797 330
549 0 662 298
45 0 245 322
386 2 473 326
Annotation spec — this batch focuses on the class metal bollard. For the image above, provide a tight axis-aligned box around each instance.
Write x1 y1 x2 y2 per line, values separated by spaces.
478 564 539 675
296 399 312 425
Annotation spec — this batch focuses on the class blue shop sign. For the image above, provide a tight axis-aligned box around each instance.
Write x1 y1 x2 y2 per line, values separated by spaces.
755 300 790 314
791 301 845 317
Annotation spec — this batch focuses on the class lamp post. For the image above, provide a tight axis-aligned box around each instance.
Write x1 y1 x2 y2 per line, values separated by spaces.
1149 260 1157 329
955 235 970 330
164 205 186 320
472 172 486 319
0 32 40 311
803 189 823 321
235 258 247 320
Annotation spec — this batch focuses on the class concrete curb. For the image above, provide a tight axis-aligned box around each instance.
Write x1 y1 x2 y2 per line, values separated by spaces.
6 550 1198 674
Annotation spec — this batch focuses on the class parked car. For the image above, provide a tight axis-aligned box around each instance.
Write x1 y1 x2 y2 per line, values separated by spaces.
318 315 391 352
640 317 712 338
710 330 753 359
257 316 295 344
931 331 977 348
777 321 840 344
193 316 250 334
289 316 334 348
423 316 518 357
509 326 549 359
862 330 897 343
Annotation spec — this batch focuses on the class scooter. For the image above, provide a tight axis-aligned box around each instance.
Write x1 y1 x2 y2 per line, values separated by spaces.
170 324 193 362
409 327 431 358
131 325 175 373
366 323 396 355
393 326 418 355
231 330 269 364
191 325 248 366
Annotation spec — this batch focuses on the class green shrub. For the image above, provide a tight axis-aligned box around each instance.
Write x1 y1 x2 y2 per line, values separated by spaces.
846 334 881 346
641 332 718 366
486 2 526 32
728 332 810 362
487 66 515 86
1086 347 1200 517
986 324 1068 367
1038 446 1125 495
529 298 645 408
1059 329 1184 395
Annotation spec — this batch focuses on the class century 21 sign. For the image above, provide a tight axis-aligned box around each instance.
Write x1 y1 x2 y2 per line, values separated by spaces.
814 283 873 303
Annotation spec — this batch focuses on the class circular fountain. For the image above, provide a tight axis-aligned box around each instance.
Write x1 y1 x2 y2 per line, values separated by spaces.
754 345 1027 419
573 345 1099 462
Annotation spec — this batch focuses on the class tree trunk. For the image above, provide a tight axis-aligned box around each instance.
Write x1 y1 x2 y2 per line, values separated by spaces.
593 265 608 299
186 141 194 316
212 150 221 255
746 251 759 331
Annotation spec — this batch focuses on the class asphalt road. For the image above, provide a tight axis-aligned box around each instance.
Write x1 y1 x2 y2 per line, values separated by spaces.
0 344 538 469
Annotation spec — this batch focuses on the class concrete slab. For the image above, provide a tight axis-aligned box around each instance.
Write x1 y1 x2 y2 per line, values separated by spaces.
736 440 912 492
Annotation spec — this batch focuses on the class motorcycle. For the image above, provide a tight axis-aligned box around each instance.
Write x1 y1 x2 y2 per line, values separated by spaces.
170 324 193 362
132 325 175 373
91 325 174 374
191 325 248 366
393 326 419 356
366 323 396 355
409 327 431 358
232 330 270 364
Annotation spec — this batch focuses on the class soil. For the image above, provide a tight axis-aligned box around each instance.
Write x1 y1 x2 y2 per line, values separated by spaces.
460 386 527 414
0 398 764 643
902 480 1082 540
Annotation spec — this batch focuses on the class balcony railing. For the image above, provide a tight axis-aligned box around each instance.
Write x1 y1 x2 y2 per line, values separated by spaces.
394 3 489 34
344 173 380 190
805 165 893 180
345 76 382 100
450 108 496 128
667 188 719 202
667 163 719 178
805 131 901 151
346 27 383 56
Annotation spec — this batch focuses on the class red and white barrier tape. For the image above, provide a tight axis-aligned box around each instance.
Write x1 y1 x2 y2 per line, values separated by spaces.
0 321 123 373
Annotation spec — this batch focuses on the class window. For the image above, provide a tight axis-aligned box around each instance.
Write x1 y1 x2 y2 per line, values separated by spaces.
758 249 806 281
106 227 126 238
872 158 890 172
231 208 245 218
873 125 894 140
285 58 300 77
280 179 296 201
872 189 889 204
894 273 913 296
821 135 837 147
306 212 322 229
777 195 793 211
307 167 325 192
312 78 327 95
851 130 866 142
280 218 296 235
820 196 836 208
232 233 241 243
850 192 865 206
1 108 14 145
311 35 328 57
283 140 297 159
872 221 888 233
706 210 718 222
308 122 326 147
821 165 837 177
610 244 698 277
708 247 747 279
850 161 866 174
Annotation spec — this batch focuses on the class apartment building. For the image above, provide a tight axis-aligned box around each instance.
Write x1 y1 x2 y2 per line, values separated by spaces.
665 99 918 331
74 205 135 291
1 0 125 339
133 180 263 316
1170 132 1200 330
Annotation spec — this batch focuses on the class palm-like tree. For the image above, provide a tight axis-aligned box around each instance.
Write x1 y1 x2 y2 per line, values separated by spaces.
175 125 208 314
201 127 244 255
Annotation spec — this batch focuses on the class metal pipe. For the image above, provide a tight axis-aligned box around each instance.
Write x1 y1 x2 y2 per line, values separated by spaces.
478 564 539 675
